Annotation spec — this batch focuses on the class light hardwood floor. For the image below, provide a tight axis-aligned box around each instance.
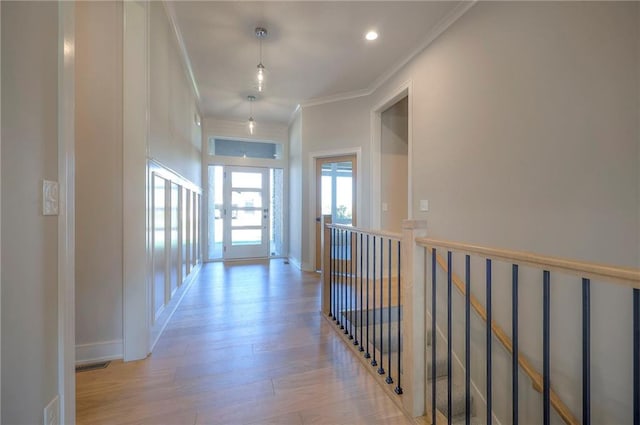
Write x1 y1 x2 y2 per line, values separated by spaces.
76 260 412 425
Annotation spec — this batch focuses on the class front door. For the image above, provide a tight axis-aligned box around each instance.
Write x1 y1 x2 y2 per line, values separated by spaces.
223 166 270 259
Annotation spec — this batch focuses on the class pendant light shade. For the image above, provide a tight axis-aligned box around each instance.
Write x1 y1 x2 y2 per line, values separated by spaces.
255 27 267 92
247 95 256 135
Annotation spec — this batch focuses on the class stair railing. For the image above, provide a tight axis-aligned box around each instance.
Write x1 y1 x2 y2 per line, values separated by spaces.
322 216 405 400
323 219 640 424
412 233 640 425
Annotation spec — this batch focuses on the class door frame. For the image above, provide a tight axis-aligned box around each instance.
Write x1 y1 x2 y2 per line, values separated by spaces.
314 155 357 271
223 165 271 260
370 80 413 229
58 1 76 423
308 147 361 273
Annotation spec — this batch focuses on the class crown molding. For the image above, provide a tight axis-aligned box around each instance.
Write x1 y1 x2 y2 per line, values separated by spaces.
369 0 476 94
298 0 476 109
166 1 475 118
300 87 372 108
163 1 202 112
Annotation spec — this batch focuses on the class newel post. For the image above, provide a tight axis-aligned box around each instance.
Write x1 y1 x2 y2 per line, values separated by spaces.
321 215 333 316
401 219 428 417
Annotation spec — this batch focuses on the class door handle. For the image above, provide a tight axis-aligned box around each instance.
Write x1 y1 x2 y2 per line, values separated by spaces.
316 217 321 223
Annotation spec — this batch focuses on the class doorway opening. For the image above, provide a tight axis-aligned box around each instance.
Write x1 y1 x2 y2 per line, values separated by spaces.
207 165 284 261
380 96 408 233
315 155 357 271
370 82 412 230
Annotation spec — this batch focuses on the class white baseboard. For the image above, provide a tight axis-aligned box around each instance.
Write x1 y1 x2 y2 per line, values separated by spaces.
301 262 315 272
75 339 123 365
288 256 302 270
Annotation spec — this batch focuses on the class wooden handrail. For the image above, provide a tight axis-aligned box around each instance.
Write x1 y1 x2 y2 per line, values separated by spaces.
328 223 402 241
418 237 640 288
433 251 579 425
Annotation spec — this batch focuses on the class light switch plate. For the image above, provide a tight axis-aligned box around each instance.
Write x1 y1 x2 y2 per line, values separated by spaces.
419 199 429 212
382 202 388 212
43 180 59 216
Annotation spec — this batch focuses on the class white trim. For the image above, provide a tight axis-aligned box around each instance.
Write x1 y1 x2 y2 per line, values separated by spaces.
307 147 362 272
368 0 476 95
75 340 123 365
162 1 201 108
205 117 289 146
150 263 201 351
370 80 413 230
149 160 202 194
299 1 475 109
0 2 3 420
288 104 301 127
288 256 302 271
57 2 76 424
123 1 151 363
300 88 371 108
300 262 315 273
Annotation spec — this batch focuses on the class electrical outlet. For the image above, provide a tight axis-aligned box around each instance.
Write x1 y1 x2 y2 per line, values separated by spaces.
44 395 59 425
419 199 429 212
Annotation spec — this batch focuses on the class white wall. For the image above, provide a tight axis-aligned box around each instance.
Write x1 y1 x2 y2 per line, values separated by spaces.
75 1 203 364
288 110 303 267
374 2 639 265
75 0 124 360
147 1 203 351
299 2 639 423
1 2 60 423
123 0 149 362
149 2 201 187
299 95 371 270
374 8 639 422
204 118 288 149
380 97 408 233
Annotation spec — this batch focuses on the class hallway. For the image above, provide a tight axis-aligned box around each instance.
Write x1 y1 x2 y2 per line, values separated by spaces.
76 261 410 424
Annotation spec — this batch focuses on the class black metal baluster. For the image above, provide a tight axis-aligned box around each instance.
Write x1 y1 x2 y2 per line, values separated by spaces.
372 236 377 367
634 288 640 425
331 228 335 321
431 248 437 425
348 231 353 339
464 254 470 425
350 233 358 345
365 234 371 359
359 232 364 352
343 230 348 335
350 232 356 342
582 278 591 425
337 230 342 329
512 264 519 425
379 238 385 375
386 238 393 384
543 270 551 425
486 259 492 425
335 228 340 323
448 251 453 425
395 240 403 395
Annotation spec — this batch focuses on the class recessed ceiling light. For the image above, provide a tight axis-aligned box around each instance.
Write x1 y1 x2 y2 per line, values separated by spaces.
365 30 378 41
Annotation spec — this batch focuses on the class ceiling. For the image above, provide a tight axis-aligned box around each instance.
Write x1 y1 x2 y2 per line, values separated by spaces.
169 1 464 125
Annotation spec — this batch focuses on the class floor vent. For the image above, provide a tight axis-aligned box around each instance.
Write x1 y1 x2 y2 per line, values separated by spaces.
75 361 110 373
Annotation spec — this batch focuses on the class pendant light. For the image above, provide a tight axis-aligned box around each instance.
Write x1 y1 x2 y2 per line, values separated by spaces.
255 27 267 92
247 95 256 135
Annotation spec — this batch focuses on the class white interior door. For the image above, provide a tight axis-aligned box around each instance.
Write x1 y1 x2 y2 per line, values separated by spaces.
223 166 270 259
